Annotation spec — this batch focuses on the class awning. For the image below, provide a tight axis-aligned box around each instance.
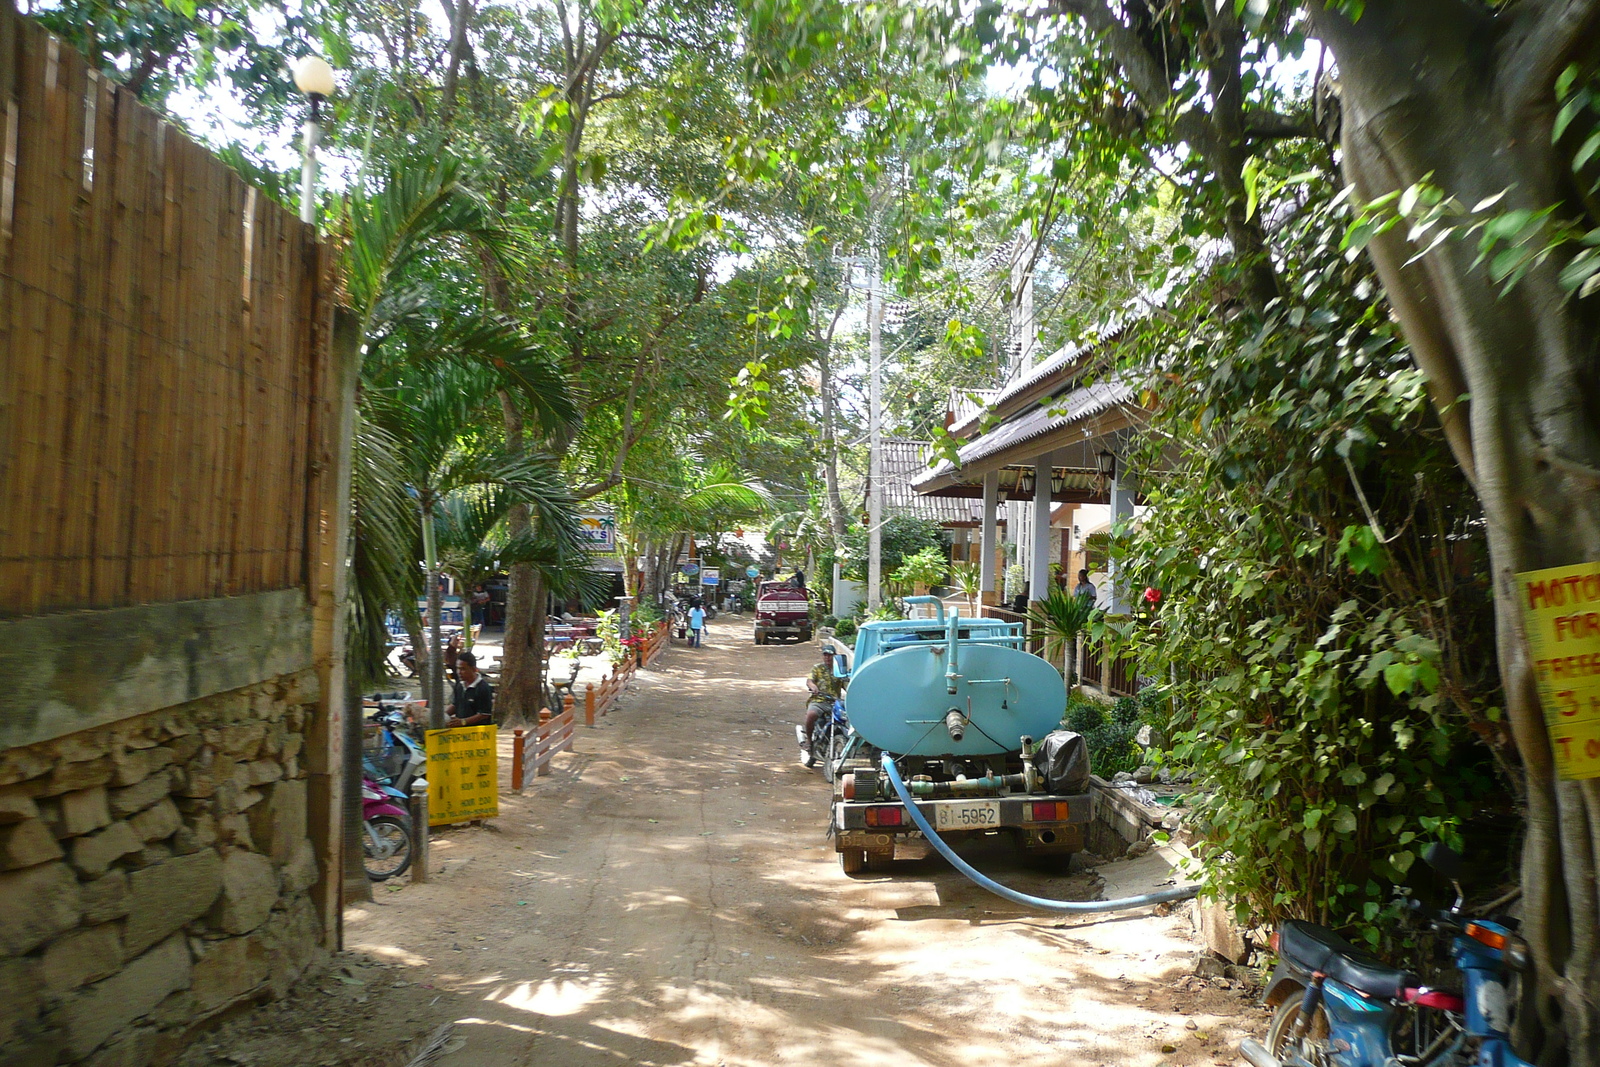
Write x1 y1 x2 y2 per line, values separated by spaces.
914 377 1140 498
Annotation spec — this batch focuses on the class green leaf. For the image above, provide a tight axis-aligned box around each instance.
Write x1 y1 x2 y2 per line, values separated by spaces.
1384 662 1418 696
1243 156 1262 221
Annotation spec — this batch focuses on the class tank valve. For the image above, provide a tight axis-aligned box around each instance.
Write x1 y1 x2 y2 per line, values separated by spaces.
944 709 967 742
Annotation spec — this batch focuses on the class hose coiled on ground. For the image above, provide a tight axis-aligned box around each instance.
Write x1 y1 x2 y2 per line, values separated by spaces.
880 752 1201 914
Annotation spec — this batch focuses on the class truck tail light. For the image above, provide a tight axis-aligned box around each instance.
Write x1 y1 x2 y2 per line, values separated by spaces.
865 806 904 827
1027 801 1061 821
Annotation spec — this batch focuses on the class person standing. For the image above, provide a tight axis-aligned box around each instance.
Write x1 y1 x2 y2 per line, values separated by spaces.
1074 569 1098 602
445 652 495 727
688 603 706 648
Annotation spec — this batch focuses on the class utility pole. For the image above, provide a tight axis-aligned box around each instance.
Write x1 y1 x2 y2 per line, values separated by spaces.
867 252 884 610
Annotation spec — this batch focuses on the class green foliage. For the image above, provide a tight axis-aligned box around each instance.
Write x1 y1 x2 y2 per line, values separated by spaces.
595 609 626 665
833 617 858 644
889 545 948 593
1003 563 1026 602
1063 695 1145 779
1030 588 1097 644
950 560 982 610
1114 169 1504 932
840 515 947 582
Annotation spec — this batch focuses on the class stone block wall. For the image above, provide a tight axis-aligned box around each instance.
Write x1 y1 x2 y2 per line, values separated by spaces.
0 669 326 1066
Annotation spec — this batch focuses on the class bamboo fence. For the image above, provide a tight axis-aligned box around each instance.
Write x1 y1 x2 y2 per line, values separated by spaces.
0 3 334 618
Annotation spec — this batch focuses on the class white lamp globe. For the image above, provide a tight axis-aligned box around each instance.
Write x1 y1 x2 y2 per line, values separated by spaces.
292 56 336 98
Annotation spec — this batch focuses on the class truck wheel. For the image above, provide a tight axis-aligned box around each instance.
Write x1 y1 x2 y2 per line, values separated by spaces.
800 629 813 643
839 848 867 875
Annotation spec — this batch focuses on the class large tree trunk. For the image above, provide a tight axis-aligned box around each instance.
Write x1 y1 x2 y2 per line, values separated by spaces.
1314 3 1600 1060
497 393 544 727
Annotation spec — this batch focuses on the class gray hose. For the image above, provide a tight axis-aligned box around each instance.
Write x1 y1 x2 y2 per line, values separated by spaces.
880 753 1201 913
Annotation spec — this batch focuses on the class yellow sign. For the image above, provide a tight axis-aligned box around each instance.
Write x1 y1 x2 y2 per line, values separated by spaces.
424 725 499 825
1518 562 1600 779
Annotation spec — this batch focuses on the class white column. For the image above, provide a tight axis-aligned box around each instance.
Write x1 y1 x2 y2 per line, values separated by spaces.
980 471 999 604
1108 471 1138 614
1029 454 1053 606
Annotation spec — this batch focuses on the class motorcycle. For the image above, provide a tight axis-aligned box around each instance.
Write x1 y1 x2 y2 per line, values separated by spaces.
361 777 414 881
365 694 427 798
803 698 850 782
1246 843 1531 1067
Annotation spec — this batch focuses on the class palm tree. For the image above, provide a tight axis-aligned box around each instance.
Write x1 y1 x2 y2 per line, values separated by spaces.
951 560 982 615
1029 588 1099 687
434 489 609 661
618 461 770 601
341 153 580 726
365 356 580 729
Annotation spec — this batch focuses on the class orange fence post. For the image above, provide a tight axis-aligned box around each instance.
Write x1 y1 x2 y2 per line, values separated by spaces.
512 728 525 793
563 693 575 741
585 683 596 726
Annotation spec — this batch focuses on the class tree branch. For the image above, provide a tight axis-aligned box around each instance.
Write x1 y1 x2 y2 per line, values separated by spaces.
1048 0 1174 114
1243 108 1317 141
1500 0 1600 113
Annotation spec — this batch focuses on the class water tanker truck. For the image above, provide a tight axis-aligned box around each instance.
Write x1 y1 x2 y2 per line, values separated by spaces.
829 597 1093 875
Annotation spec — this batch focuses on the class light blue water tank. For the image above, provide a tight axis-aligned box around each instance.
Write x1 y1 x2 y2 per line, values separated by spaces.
844 638 1067 757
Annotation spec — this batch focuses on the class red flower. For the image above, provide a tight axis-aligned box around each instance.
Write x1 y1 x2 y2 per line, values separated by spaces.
1143 586 1163 604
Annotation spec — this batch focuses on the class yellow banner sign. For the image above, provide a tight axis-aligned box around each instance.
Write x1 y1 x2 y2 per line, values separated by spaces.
424 725 499 825
1518 562 1600 780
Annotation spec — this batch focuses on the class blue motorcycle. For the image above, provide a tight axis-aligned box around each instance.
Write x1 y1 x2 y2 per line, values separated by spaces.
364 693 427 798
1246 844 1531 1067
807 698 850 783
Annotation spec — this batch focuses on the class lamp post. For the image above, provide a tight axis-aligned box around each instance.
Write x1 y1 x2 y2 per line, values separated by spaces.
292 55 336 228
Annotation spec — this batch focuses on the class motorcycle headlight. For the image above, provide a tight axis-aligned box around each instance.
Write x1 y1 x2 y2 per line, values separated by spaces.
1503 934 1532 972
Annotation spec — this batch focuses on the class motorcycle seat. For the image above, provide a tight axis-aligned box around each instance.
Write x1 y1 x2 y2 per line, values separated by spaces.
1278 919 1417 1000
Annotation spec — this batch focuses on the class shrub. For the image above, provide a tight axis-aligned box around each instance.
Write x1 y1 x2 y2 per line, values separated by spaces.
1064 695 1145 778
833 618 858 644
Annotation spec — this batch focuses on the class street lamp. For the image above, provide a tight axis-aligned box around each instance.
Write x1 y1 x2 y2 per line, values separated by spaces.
292 55 336 227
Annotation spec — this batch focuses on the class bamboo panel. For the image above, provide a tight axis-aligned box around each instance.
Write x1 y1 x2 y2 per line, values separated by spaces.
0 4 332 619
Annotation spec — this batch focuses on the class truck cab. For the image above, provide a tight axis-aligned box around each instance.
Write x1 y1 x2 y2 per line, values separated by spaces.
828 599 1093 875
754 579 812 644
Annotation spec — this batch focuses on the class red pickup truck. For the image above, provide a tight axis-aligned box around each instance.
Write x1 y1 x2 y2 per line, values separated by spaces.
753 580 812 644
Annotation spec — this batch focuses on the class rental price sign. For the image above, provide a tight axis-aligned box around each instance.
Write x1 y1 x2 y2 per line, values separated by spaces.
424 725 499 825
1519 563 1600 780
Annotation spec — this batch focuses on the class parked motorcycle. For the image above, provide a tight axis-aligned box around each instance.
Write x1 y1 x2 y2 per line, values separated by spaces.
361 777 413 881
1246 843 1531 1067
365 694 427 798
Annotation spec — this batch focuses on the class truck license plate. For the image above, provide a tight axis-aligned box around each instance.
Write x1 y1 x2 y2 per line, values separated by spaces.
935 801 1000 830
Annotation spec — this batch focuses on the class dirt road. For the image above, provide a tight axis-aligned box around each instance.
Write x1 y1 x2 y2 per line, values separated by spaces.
185 621 1261 1067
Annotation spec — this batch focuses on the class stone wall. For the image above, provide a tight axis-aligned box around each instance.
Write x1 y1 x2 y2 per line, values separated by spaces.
0 669 326 1066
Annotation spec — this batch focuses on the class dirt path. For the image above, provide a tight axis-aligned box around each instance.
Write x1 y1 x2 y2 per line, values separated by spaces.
184 622 1262 1067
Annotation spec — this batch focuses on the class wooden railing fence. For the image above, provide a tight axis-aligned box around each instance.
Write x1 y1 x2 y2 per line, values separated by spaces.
510 622 671 788
1082 636 1142 698
0 4 334 617
581 620 668 725
511 696 576 791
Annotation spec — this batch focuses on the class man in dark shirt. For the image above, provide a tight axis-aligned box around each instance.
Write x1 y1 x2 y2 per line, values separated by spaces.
446 652 495 727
